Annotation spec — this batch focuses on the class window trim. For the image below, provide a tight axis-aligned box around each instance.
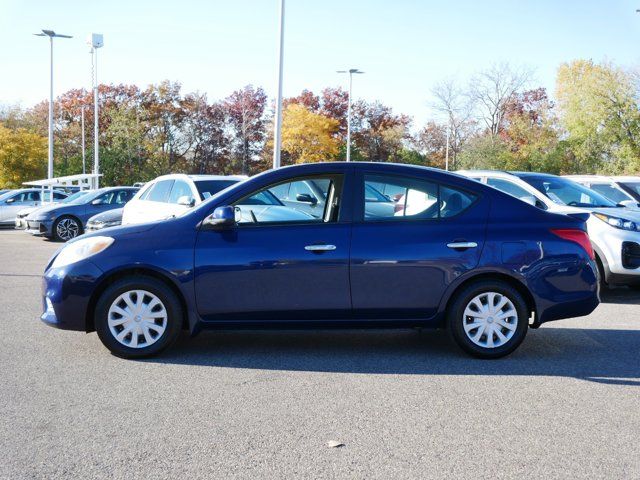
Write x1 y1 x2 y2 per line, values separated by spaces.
355 170 481 224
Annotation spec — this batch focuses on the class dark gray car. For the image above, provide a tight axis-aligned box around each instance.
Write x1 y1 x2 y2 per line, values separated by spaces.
25 187 138 241
85 207 124 232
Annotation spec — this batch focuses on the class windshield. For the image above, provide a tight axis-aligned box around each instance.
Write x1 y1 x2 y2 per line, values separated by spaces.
621 182 640 197
61 191 90 204
65 190 101 205
519 176 616 208
195 180 241 199
0 190 16 201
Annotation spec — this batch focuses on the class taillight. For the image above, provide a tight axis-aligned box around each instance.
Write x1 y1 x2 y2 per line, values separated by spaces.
550 229 595 260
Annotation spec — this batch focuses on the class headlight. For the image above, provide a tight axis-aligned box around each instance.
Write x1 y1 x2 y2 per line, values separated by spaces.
50 236 114 269
593 213 640 232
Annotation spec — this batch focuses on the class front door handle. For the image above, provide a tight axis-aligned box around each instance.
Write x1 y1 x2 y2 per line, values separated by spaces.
304 244 336 252
447 241 478 250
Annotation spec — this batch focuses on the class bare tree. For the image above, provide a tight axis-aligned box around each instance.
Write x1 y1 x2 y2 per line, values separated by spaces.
431 78 475 168
468 63 532 137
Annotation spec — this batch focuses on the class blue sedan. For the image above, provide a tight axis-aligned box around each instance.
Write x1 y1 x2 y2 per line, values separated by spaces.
41 163 599 359
26 187 138 241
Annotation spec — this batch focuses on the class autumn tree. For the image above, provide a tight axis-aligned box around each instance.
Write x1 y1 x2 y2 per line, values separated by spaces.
352 101 411 161
0 124 47 187
224 85 268 174
280 104 339 164
556 59 640 173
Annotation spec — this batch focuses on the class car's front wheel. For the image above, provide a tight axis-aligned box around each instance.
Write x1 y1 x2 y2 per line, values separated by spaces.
95 276 183 358
53 216 82 242
447 280 529 359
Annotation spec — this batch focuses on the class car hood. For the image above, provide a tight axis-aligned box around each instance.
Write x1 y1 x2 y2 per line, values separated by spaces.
26 203 76 219
89 208 123 223
590 207 640 222
81 221 157 240
17 206 40 216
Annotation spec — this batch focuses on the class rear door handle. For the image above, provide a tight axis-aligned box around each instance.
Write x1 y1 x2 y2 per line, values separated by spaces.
304 244 336 252
447 242 478 250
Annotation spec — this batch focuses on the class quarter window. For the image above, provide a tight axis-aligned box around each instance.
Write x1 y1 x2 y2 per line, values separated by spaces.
363 174 476 221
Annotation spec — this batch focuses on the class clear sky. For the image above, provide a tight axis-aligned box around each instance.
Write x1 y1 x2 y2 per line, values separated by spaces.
1 0 639 127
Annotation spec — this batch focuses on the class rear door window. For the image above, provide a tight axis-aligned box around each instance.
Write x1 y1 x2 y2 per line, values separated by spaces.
362 174 477 220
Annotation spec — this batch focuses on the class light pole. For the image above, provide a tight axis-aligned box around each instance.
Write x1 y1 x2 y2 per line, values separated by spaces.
88 33 103 188
445 124 450 171
272 0 285 169
34 29 72 180
81 105 86 174
337 68 364 162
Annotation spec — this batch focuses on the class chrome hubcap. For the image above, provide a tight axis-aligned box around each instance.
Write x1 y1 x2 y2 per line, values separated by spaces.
107 290 167 349
463 292 518 349
56 218 79 240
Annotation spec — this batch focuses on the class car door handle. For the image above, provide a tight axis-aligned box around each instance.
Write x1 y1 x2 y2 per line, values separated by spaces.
447 242 478 250
304 244 336 252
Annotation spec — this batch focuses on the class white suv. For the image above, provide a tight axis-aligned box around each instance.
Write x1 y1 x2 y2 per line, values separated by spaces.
458 170 640 288
564 175 640 211
122 174 247 225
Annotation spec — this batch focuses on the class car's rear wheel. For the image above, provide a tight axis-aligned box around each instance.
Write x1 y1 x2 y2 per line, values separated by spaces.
447 280 528 359
95 276 182 359
53 216 82 242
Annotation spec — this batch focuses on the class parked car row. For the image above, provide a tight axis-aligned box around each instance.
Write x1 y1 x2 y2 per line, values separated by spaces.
457 171 640 289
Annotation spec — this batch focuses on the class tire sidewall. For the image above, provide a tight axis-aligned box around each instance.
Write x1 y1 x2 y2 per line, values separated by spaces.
448 281 528 359
53 216 82 242
95 276 182 359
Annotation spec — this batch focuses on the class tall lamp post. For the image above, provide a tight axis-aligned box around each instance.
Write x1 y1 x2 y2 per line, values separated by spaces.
88 33 104 188
336 68 364 162
272 0 285 169
34 29 72 180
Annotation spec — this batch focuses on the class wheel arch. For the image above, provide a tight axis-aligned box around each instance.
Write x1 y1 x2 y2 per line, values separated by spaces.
85 266 189 333
440 271 537 326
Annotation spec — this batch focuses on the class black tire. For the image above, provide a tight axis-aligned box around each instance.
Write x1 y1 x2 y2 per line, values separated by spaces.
447 280 529 359
594 254 610 291
95 275 183 359
53 215 82 242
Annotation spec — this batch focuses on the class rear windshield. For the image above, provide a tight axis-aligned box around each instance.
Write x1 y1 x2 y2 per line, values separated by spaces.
519 176 616 208
195 180 240 199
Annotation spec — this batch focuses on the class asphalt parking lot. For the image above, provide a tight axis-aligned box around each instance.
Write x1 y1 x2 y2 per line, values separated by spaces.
0 229 639 479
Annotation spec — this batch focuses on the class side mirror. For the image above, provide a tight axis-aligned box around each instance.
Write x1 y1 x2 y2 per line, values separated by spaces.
203 206 236 230
5 198 14 204
177 195 196 207
296 193 317 205
521 195 537 206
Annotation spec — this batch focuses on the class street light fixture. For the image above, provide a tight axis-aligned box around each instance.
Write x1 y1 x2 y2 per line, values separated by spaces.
88 33 104 188
33 29 72 180
336 68 364 162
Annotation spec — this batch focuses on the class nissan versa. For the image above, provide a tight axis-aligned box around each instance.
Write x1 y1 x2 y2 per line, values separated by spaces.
41 163 599 359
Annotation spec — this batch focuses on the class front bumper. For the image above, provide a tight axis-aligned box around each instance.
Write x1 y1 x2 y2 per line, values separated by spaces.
41 261 104 331
26 219 53 237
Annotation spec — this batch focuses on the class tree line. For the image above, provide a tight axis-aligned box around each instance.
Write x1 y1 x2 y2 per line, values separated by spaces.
1 59 639 188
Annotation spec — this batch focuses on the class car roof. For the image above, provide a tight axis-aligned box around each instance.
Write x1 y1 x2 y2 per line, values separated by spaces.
150 173 248 182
